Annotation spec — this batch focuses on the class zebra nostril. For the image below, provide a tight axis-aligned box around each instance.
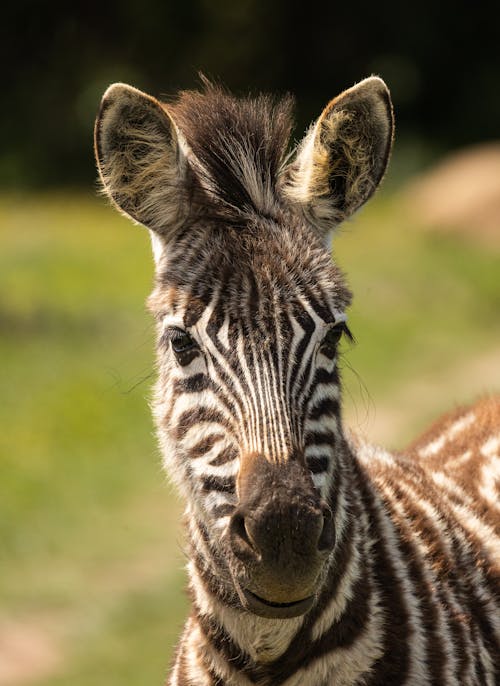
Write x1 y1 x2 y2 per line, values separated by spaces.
229 512 260 562
317 504 335 552
233 513 251 545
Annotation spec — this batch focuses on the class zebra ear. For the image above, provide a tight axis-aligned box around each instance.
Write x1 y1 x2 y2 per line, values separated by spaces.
94 83 188 239
283 77 394 234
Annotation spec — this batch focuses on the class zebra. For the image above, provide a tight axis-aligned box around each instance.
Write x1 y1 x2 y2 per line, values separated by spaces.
94 76 500 685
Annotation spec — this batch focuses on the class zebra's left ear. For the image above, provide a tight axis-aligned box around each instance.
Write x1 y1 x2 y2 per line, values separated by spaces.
283 77 394 234
94 83 188 243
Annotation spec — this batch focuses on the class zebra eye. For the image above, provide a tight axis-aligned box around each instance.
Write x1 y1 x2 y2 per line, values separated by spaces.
319 322 352 358
166 328 200 366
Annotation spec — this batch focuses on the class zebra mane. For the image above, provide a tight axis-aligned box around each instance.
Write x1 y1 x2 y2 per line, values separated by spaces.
167 83 295 218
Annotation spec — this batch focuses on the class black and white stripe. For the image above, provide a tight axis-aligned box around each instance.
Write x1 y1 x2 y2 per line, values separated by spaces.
94 78 500 685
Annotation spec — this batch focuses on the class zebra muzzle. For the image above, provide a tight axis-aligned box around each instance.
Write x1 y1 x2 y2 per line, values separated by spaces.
228 454 335 618
240 588 315 619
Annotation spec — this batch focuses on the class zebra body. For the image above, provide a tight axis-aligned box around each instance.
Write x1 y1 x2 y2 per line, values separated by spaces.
94 76 500 685
173 400 500 686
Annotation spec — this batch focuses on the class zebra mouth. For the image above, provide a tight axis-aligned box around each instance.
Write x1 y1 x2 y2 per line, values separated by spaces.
241 588 315 619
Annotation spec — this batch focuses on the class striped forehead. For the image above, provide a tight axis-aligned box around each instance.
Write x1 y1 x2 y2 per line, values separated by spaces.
153 221 352 335
179 276 345 344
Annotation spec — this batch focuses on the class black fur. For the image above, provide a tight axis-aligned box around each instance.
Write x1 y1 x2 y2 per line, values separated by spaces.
169 83 294 216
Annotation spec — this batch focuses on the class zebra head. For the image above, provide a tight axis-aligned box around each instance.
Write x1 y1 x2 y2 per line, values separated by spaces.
95 78 394 619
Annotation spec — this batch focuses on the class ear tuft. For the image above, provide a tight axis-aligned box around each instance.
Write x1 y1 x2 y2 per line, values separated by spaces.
94 82 187 238
283 76 394 235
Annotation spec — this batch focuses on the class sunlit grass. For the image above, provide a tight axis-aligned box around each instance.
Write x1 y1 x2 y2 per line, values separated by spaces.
1 190 498 684
1 192 186 683
334 194 500 441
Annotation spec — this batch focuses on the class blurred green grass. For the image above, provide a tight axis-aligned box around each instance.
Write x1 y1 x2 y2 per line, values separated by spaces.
0 191 499 685
336 195 500 443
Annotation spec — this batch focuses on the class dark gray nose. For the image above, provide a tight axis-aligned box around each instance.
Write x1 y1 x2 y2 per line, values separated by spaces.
229 455 334 608
229 496 334 563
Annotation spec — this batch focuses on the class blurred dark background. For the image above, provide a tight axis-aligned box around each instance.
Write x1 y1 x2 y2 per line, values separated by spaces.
3 0 500 188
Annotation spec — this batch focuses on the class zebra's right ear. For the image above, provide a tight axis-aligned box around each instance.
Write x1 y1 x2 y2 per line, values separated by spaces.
94 83 188 240
283 77 394 235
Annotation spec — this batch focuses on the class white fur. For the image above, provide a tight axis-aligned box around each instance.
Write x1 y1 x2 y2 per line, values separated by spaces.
419 412 475 458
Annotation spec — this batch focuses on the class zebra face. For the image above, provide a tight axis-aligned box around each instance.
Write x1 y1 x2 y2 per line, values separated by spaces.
94 77 393 618
149 219 353 617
